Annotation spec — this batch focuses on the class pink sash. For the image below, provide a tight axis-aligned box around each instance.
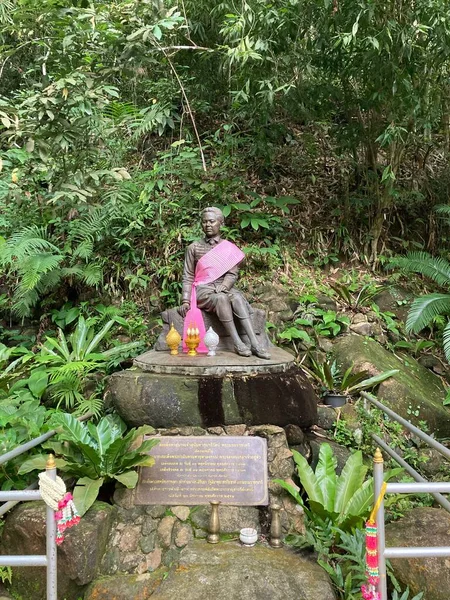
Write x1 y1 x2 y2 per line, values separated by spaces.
182 240 245 352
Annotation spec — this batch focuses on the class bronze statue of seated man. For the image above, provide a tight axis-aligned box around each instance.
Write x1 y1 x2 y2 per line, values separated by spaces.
177 207 271 359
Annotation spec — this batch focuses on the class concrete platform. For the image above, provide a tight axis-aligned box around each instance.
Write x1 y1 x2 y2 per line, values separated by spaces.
133 346 294 376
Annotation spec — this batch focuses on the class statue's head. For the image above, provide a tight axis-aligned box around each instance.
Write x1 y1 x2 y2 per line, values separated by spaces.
201 207 224 238
201 206 224 224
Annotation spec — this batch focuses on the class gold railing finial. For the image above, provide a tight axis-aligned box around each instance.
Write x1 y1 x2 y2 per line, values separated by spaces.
46 453 56 470
373 447 384 463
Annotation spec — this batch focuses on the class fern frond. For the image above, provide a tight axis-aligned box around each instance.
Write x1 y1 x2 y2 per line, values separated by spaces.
406 293 450 333
103 184 138 206
73 395 104 419
131 103 176 139
81 264 103 286
72 239 94 260
18 254 63 291
103 101 140 123
389 252 450 288
0 226 60 266
49 362 100 381
11 289 40 318
435 204 450 217
60 266 84 278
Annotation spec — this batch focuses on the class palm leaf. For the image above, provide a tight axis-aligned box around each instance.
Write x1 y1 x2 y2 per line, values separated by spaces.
442 321 450 362
435 204 450 217
389 252 450 288
406 294 450 333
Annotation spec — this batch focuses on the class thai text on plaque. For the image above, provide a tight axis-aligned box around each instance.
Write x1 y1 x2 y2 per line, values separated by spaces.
135 436 268 506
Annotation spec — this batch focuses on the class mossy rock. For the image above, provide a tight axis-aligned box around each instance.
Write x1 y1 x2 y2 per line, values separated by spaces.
385 508 450 600
333 335 450 437
0 501 114 600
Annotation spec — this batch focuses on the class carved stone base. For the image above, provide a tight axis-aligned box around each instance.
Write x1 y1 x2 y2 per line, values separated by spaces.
107 349 318 430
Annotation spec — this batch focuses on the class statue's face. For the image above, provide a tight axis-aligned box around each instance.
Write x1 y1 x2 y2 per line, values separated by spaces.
202 211 222 238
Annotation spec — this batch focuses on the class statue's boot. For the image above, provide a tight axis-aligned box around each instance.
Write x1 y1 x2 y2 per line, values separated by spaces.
238 317 271 360
221 318 251 356
234 342 252 357
250 345 271 360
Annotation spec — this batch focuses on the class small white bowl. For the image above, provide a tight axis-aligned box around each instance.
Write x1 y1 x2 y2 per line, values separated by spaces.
239 528 258 546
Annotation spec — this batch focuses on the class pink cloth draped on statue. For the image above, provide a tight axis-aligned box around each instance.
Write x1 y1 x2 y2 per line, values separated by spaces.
182 240 245 353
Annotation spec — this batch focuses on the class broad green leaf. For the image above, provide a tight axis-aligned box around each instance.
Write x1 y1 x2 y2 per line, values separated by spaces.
346 369 399 393
153 24 162 40
19 454 67 474
72 316 89 360
57 329 70 361
76 442 102 476
292 449 324 505
27 369 49 398
273 478 303 505
334 451 367 514
87 417 115 455
114 470 138 488
42 337 68 362
116 452 155 472
52 413 93 446
119 425 156 451
73 477 103 516
339 478 373 523
103 437 129 474
84 319 115 356
314 444 337 512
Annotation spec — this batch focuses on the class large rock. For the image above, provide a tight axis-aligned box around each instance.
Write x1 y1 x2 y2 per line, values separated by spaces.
0 501 113 600
372 286 413 323
385 508 450 600
107 361 317 430
148 540 335 600
84 571 165 600
332 335 450 436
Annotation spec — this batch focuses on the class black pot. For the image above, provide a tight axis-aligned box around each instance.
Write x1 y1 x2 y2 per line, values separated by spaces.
323 393 347 408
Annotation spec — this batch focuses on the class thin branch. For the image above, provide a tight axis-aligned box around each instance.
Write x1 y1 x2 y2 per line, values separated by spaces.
0 38 52 79
150 45 212 52
157 43 207 172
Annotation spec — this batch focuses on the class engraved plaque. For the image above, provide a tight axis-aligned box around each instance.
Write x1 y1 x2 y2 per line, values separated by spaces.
135 436 268 506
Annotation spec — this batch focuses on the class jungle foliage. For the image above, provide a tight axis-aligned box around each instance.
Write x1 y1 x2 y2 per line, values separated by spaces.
2 0 450 320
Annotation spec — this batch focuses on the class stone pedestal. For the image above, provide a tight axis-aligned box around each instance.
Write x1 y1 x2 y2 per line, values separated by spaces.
106 348 317 429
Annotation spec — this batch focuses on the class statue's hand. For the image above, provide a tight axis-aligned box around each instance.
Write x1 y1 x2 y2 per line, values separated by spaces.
215 284 229 293
178 302 190 317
